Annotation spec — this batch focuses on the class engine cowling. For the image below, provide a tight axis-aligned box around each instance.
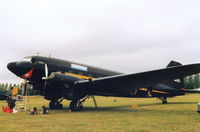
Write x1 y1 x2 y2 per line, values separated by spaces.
46 72 87 100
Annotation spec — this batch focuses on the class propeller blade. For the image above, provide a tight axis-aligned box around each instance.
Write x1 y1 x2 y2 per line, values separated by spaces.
45 63 48 77
43 63 48 95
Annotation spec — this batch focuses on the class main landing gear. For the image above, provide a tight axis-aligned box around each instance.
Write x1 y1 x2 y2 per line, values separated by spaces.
69 96 97 112
49 96 97 111
158 97 168 104
49 100 63 109
69 100 83 111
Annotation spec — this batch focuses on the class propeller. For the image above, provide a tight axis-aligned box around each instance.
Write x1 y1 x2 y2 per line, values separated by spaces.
42 63 48 95
45 63 48 78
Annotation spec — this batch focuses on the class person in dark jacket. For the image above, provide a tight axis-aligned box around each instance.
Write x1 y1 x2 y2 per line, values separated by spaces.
42 106 49 114
7 94 16 109
30 107 39 115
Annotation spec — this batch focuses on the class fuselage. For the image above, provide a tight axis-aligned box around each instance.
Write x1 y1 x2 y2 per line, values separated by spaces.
7 56 186 101
8 56 200 111
8 56 122 77
7 56 123 98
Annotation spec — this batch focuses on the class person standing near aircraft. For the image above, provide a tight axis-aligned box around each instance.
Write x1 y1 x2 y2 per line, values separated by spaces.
42 106 49 114
30 107 39 115
7 94 16 109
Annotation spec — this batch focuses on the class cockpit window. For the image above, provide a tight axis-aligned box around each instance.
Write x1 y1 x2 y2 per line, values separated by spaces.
31 58 36 63
22 57 32 62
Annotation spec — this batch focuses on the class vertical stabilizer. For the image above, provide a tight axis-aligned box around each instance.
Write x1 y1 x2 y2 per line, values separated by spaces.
166 60 184 89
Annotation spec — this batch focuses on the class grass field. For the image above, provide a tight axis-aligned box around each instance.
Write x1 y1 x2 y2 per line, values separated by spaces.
1 94 200 132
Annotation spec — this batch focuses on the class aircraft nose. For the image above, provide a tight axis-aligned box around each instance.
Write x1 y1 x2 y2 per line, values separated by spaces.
7 61 34 77
7 62 17 72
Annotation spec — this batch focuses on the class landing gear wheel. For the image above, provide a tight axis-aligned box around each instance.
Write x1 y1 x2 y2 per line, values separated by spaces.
49 100 63 109
69 100 83 111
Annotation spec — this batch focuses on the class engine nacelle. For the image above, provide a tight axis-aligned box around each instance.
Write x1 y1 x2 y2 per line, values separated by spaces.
46 72 87 100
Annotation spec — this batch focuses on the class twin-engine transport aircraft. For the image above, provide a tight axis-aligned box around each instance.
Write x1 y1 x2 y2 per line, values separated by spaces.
7 56 200 111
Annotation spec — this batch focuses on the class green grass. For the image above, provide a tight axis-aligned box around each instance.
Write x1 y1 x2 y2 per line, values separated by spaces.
1 95 200 132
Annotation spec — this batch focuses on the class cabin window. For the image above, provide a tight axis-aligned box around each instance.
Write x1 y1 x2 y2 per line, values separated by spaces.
71 64 88 71
174 79 181 83
37 61 45 64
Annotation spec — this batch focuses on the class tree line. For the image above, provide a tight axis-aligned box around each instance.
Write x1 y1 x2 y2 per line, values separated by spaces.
1 73 200 97
184 74 200 89
0 83 40 96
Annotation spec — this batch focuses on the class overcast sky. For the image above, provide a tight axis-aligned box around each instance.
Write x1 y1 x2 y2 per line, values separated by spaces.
0 0 200 83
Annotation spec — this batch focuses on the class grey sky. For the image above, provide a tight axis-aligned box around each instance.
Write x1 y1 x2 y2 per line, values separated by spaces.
0 0 200 83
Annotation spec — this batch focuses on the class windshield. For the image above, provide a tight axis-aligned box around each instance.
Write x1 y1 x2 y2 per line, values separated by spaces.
22 57 32 62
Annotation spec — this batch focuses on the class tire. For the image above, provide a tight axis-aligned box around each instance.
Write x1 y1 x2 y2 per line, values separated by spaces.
69 100 83 111
49 101 56 109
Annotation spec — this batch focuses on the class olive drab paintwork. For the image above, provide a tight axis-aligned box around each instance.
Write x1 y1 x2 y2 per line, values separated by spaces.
7 56 200 111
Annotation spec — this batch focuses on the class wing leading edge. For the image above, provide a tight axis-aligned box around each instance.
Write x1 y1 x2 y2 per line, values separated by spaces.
75 63 200 95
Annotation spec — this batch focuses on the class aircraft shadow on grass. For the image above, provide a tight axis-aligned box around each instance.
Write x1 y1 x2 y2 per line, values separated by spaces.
52 101 198 113
52 105 132 113
138 101 197 107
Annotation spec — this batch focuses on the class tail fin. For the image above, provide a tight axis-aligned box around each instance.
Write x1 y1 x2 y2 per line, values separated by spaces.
166 60 184 89
166 60 182 68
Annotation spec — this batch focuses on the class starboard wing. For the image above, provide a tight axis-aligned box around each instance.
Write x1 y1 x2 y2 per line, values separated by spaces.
75 63 200 95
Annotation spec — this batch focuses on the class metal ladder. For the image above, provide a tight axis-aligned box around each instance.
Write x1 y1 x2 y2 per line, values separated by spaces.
14 95 29 112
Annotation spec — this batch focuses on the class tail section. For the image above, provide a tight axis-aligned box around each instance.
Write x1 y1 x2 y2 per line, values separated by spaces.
151 60 199 104
166 60 184 89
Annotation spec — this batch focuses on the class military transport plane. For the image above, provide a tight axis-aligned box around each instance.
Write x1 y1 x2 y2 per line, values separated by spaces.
7 56 200 111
